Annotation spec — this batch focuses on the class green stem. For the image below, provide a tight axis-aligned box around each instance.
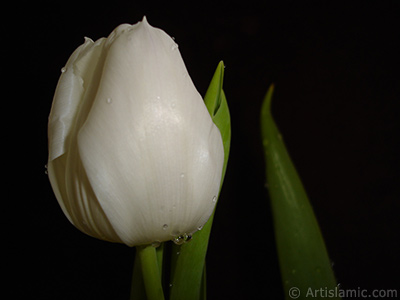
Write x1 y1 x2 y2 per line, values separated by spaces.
156 243 164 277
130 250 146 300
137 245 165 300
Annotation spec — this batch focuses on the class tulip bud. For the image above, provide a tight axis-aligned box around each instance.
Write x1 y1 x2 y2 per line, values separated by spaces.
47 17 224 247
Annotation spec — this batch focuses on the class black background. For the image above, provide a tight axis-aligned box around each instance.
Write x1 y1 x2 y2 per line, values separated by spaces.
11 1 400 299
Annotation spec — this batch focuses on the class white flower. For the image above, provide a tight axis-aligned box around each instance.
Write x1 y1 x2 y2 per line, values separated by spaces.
47 17 224 247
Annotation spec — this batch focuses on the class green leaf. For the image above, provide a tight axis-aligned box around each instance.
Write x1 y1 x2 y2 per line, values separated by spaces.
260 84 340 299
204 61 230 181
169 61 231 300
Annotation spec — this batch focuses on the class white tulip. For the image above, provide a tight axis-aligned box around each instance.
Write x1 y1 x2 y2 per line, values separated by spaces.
47 17 224 247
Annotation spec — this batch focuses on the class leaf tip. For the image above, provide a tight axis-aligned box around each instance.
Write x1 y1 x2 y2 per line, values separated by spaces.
261 83 275 117
205 62 225 117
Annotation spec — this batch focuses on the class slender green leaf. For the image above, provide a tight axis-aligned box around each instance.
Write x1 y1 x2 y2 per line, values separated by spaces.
204 62 231 171
200 264 207 300
260 85 339 300
169 61 231 300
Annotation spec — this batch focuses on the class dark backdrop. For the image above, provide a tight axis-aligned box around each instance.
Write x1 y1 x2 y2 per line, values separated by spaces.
12 1 399 299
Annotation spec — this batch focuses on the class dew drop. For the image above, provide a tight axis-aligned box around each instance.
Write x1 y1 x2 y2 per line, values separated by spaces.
197 225 203 231
151 241 161 248
171 229 180 236
44 164 48 175
212 196 217 203
156 96 161 100
171 43 179 50
173 235 185 245
106 98 112 104
61 67 67 73
172 233 193 245
185 234 192 242
169 283 173 288
180 173 185 178
162 224 168 230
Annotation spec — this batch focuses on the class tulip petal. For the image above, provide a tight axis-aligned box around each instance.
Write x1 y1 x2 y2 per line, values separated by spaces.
48 36 123 242
48 37 98 161
77 19 224 246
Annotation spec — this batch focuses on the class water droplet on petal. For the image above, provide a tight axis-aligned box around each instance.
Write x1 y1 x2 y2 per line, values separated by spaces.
173 235 185 245
180 173 185 178
151 241 161 248
171 43 179 50
61 67 67 73
44 164 48 175
172 233 193 245
162 224 168 230
106 98 112 104
197 225 203 231
212 196 217 203
185 234 192 242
